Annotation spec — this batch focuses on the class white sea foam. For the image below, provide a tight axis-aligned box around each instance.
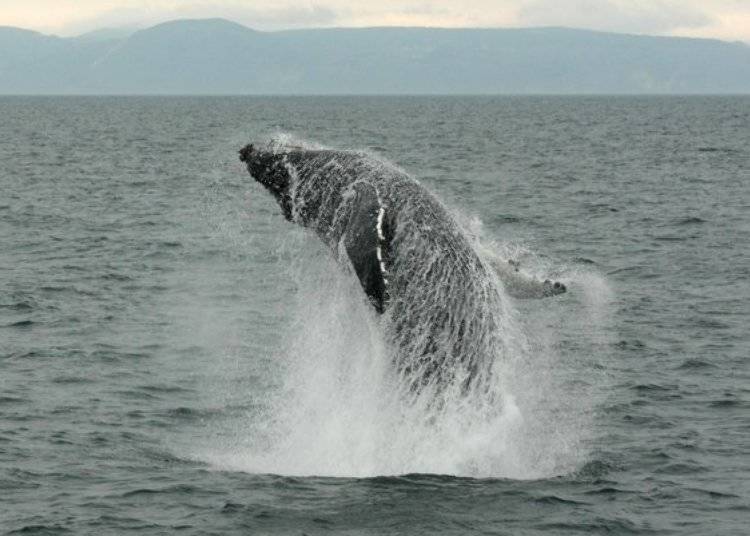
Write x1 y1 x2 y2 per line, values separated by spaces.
191 219 611 479
192 138 611 479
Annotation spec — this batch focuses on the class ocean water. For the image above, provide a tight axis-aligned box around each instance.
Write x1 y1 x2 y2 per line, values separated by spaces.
1 96 748 535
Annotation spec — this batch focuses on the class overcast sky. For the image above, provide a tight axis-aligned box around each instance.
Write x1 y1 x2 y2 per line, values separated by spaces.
2 0 749 42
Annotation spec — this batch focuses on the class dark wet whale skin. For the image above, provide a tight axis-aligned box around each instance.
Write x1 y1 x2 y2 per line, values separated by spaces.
240 143 506 390
240 143 392 312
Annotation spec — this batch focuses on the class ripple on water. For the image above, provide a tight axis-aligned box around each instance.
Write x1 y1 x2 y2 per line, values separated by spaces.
535 518 647 534
572 257 596 265
613 339 646 351
531 495 588 506
677 216 707 225
686 487 740 499
708 398 747 409
7 525 74 535
121 484 200 498
632 384 682 402
677 358 718 370
654 461 709 475
572 459 618 480
4 320 35 328
0 301 35 311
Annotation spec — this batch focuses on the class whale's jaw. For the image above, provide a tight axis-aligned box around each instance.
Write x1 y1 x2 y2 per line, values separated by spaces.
239 143 294 220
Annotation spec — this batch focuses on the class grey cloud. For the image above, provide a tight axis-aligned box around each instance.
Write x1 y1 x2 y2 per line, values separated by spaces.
179 4 339 29
64 3 339 35
400 3 447 16
518 0 713 35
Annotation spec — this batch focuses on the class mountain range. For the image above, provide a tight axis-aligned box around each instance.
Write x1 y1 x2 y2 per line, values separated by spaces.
1 18 749 94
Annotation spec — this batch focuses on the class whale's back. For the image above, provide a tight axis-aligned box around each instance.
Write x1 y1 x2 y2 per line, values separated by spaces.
315 151 507 394
378 177 506 393
257 146 509 396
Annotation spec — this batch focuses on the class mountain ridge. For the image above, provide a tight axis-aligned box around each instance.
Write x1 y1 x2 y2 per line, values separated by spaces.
1 18 749 94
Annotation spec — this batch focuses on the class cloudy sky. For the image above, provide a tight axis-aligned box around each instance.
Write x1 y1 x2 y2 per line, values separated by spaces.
2 0 749 42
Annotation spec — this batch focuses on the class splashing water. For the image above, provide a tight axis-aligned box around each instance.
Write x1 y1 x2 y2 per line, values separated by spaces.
195 142 610 479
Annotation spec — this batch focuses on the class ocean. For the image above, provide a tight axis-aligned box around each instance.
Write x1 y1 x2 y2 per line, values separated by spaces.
1 96 748 535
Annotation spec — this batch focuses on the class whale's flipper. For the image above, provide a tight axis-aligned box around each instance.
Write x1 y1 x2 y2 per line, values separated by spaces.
341 183 389 313
488 257 566 299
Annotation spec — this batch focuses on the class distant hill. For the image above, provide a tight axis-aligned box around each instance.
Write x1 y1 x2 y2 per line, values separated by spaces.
1 18 749 94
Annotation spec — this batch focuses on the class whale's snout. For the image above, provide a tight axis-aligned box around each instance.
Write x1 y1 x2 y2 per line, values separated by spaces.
240 143 294 220
239 143 255 163
542 279 567 296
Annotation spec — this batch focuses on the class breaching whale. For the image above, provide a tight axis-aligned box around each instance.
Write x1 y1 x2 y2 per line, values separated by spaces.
240 141 565 393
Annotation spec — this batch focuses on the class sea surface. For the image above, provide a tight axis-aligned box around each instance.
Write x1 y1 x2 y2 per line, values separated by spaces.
1 96 748 535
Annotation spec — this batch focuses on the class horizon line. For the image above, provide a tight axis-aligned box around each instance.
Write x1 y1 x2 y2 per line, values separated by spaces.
2 93 749 98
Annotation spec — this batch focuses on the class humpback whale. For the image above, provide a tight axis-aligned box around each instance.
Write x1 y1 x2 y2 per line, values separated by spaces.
240 142 565 393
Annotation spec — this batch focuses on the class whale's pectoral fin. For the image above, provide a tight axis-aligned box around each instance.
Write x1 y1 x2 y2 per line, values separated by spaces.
342 183 388 313
488 257 566 299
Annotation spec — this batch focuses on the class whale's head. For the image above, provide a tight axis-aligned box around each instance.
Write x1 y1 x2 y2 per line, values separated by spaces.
240 142 352 232
240 143 294 220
